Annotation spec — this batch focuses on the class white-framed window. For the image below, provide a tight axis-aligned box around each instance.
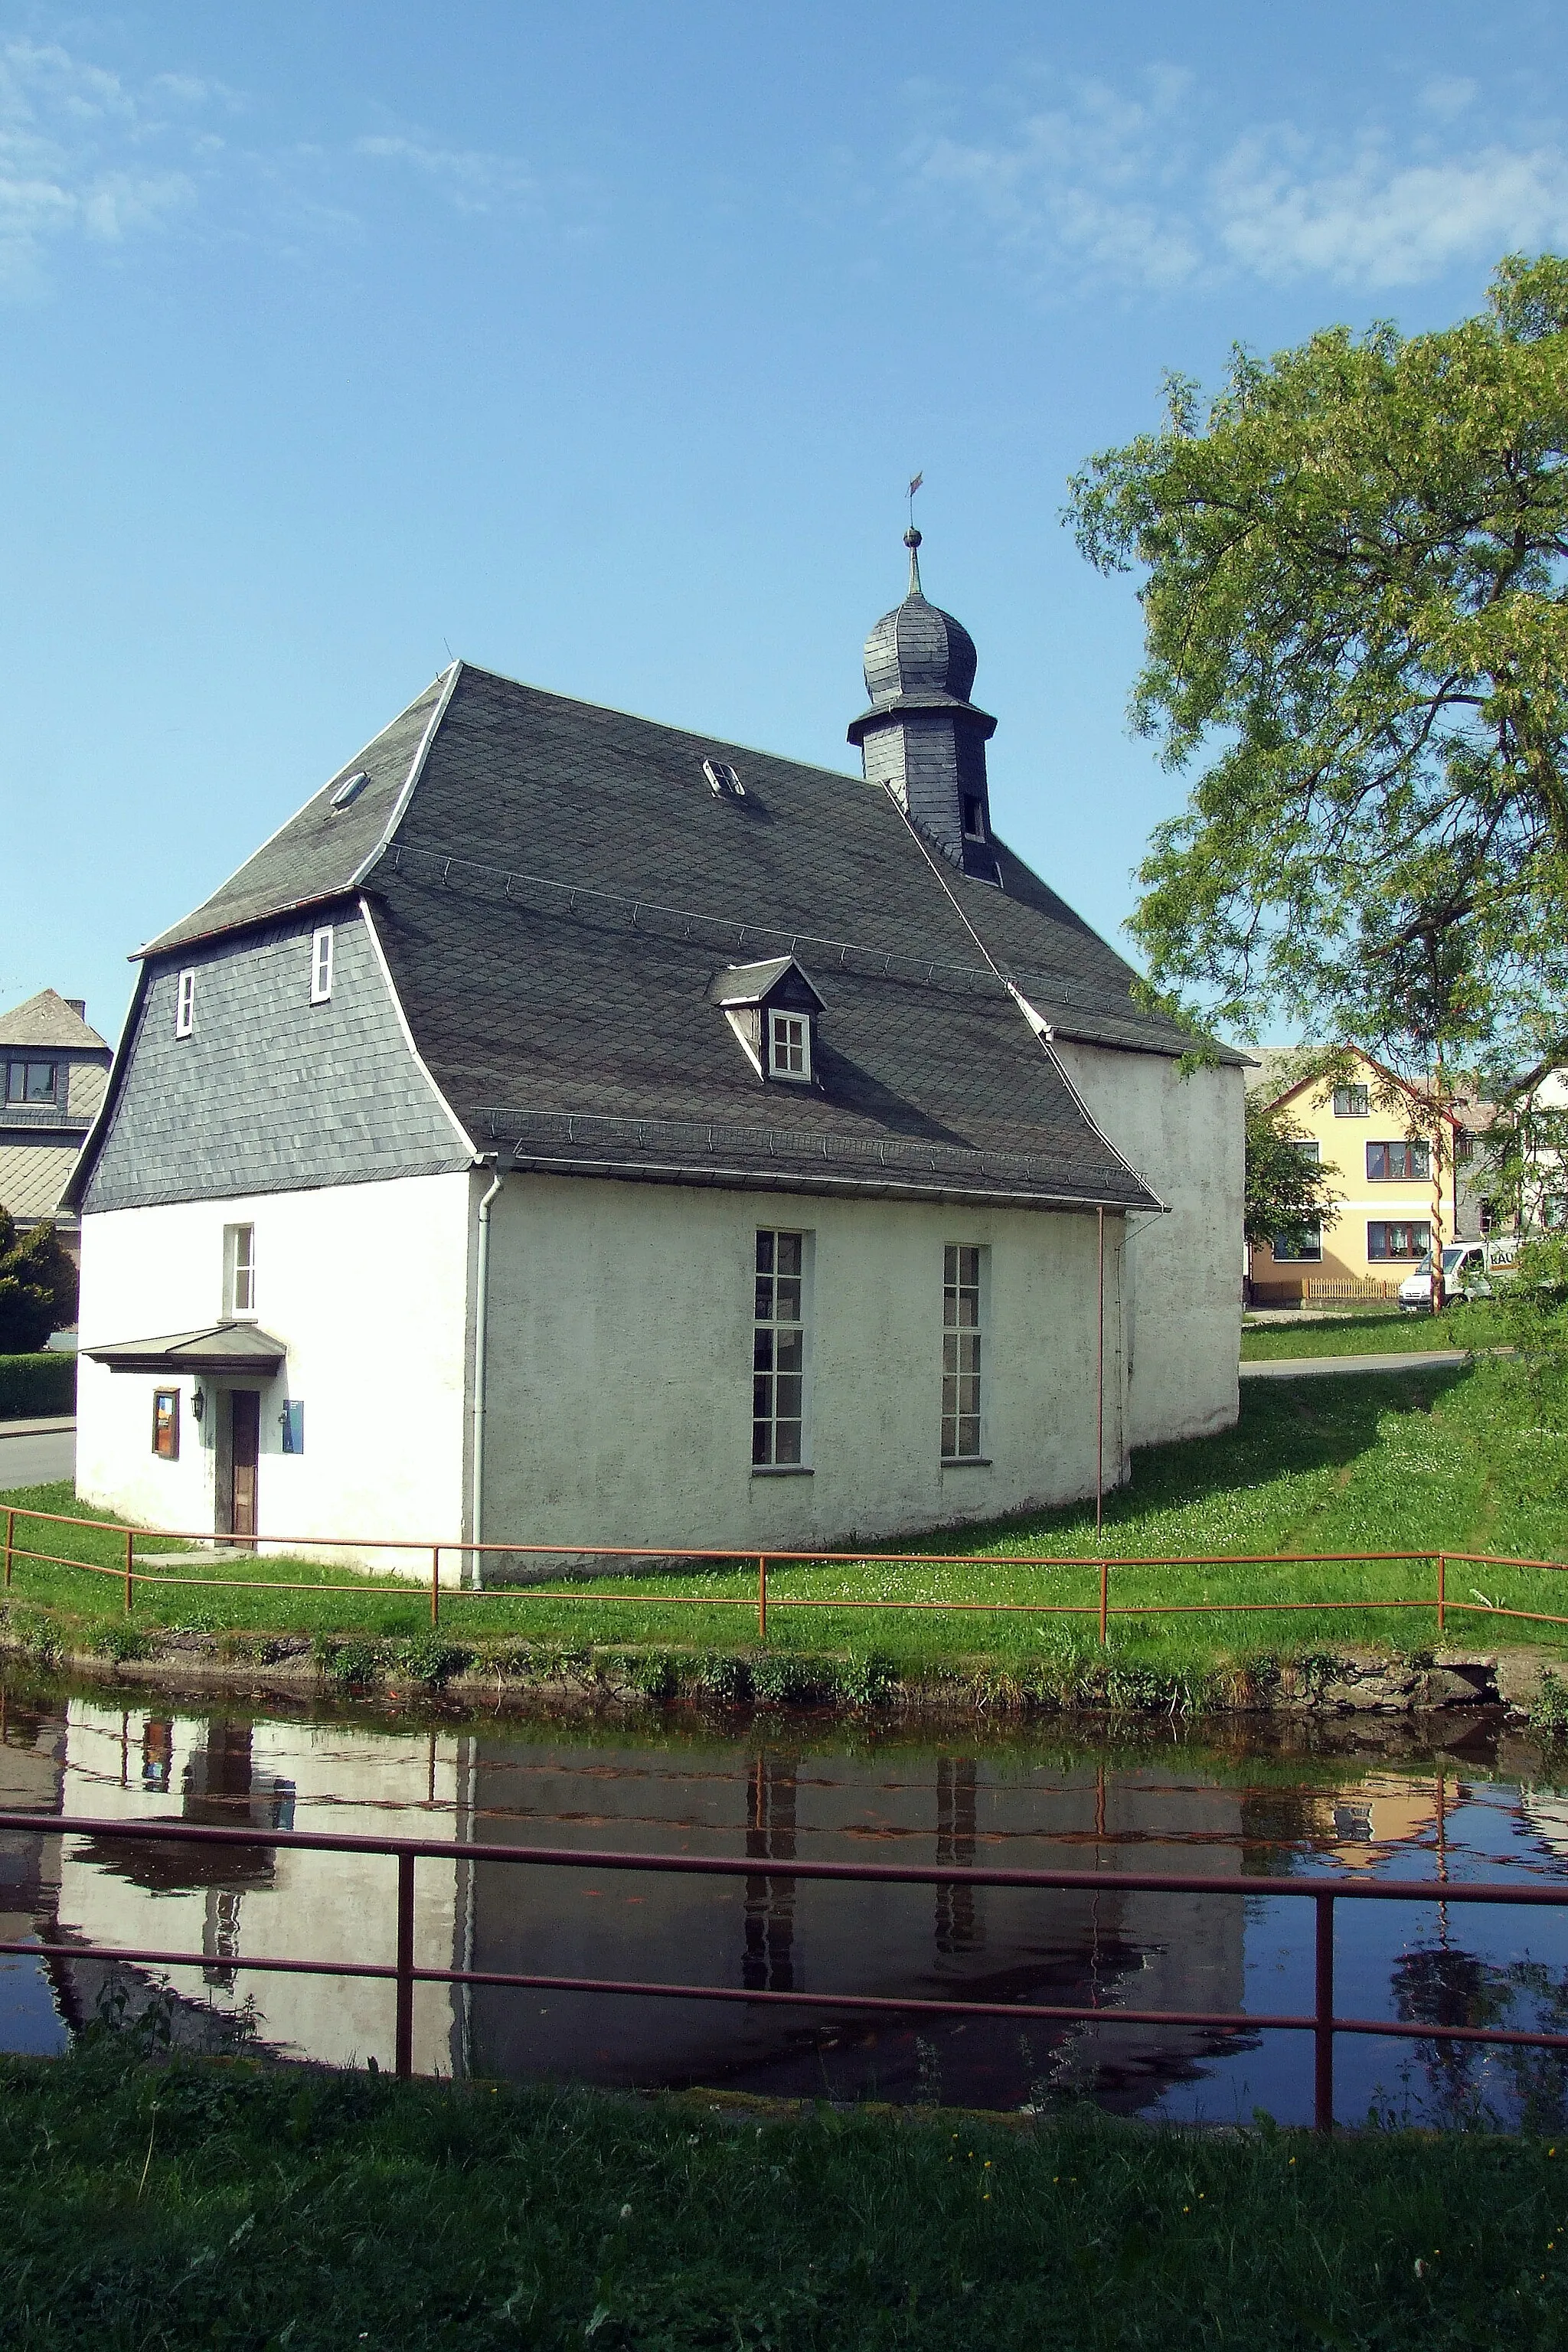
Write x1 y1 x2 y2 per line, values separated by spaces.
1332 1084 1369 1118
310 925 335 1004
942 1245 986 1461
224 1223 256 1318
753 1229 809 1467
175 969 196 1038
768 1010 811 1082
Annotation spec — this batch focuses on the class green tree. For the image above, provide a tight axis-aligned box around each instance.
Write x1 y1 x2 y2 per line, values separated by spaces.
1067 253 1568 1106
0 1209 78 1354
1243 1089 1341 1256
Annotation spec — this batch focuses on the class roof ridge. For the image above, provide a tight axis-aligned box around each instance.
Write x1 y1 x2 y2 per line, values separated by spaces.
351 660 464 889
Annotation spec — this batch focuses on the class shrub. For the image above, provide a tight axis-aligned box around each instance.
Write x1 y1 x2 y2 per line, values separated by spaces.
392 1636 471 1687
752 1653 820 1704
0 1211 77 1354
93 1623 149 1663
1534 1667 1568 1733
828 1653 897 1708
0 1351 76 1422
696 1652 752 1706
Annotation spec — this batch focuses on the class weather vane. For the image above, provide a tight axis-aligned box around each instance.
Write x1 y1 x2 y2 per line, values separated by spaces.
907 472 923 532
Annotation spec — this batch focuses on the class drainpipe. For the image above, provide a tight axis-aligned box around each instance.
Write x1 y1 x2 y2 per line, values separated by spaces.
469 1157 505 1588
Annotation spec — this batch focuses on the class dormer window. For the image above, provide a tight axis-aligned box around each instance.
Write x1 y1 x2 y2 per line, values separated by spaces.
961 794 985 840
709 956 825 1086
769 1010 811 1082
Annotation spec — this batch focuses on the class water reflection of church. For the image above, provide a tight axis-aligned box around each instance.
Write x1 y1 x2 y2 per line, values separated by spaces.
0 1694 1498 2109
0 1696 1256 2106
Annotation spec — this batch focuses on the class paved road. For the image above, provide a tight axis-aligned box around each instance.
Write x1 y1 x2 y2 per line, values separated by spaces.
1240 1349 1472 1380
0 1419 76 1491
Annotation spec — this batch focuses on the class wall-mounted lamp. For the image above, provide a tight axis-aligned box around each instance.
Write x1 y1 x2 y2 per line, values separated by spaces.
190 1386 206 1424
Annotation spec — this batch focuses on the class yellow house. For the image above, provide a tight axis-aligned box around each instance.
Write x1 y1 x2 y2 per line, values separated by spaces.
1247 1047 1464 1304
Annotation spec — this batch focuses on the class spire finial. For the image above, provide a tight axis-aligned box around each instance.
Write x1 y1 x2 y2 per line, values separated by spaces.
905 471 924 594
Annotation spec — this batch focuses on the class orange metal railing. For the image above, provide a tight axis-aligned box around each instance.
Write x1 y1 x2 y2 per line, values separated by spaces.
2 1502 1567 1645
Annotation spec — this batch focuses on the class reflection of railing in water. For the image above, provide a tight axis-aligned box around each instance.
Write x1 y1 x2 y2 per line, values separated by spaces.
4 1810 1568 2132
7 1504 1568 1646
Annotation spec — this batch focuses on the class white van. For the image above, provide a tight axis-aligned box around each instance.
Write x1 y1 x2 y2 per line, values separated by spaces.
1399 1236 1517 1310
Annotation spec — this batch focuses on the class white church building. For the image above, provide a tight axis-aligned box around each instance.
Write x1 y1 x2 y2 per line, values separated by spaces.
66 534 1244 1574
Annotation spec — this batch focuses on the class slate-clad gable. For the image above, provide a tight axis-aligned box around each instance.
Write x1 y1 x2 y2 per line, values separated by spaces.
79 906 470 1212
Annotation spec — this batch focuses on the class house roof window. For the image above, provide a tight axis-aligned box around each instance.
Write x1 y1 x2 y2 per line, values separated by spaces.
703 759 746 798
5 1060 56 1105
175 970 195 1039
330 771 369 811
961 794 986 841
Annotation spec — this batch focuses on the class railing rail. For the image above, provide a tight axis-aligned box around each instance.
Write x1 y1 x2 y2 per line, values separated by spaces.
2 1810 1567 2130
4 1502 1568 1644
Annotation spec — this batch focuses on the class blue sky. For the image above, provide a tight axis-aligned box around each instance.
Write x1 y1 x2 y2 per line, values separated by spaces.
4 1 1566 1047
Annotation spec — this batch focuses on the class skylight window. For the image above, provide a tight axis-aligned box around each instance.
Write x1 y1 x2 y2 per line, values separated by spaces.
330 771 369 811
703 759 746 798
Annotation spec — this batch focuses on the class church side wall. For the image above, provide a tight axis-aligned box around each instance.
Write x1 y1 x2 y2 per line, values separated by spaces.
75 1171 473 1566
479 1174 1127 1560
1048 1044 1243 1449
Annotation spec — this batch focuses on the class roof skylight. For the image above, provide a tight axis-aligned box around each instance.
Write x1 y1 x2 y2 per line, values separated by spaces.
330 771 369 812
703 760 746 798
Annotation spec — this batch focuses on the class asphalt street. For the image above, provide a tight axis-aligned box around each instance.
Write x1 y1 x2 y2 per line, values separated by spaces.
0 1423 76 1490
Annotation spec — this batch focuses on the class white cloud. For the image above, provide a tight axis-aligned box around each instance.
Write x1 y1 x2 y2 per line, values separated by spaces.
352 131 544 217
897 69 1568 293
0 37 211 289
1215 135 1568 285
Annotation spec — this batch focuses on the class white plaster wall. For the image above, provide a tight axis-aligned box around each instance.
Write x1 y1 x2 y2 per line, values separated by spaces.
74 1171 473 1568
1049 1044 1243 1448
479 1174 1126 1558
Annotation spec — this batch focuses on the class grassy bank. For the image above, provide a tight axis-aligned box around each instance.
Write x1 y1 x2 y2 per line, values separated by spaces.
1240 1308 1489 1361
2 2047 1566 2349
5 1364 1568 1696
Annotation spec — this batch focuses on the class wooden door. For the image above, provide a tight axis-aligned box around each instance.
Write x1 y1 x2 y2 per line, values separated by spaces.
229 1390 260 1542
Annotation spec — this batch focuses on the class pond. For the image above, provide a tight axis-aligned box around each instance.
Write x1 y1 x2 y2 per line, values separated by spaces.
4 1676 1568 2131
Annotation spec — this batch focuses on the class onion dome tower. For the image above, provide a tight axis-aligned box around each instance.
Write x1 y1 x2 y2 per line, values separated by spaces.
847 528 1000 882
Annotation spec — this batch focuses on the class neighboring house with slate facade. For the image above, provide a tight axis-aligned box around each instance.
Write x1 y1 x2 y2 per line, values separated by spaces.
65 535 1245 1570
0 991 113 1272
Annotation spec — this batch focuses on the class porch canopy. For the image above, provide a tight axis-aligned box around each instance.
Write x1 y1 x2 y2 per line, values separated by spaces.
83 1322 286 1376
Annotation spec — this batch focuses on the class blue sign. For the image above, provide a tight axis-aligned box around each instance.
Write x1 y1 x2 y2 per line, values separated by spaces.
280 1400 304 1454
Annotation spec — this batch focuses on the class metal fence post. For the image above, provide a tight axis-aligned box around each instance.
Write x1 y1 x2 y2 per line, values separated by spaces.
430 1547 441 1629
1436 1552 1446 1637
3 1506 12 1589
394 1849 415 2079
757 1555 767 1641
1099 1555 1109 1648
123 1529 135 1615
1314 1891 1335 2133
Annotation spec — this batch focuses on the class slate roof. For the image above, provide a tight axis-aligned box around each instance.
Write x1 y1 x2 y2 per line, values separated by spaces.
116 660 1244 1215
0 990 109 1052
0 1143 77 1220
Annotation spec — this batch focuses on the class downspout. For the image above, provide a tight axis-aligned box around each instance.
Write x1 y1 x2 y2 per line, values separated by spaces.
469 1157 505 1588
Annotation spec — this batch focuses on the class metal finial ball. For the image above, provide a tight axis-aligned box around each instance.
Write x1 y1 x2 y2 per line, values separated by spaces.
903 526 922 549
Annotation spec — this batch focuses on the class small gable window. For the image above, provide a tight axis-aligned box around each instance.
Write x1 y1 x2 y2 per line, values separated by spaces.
175 969 196 1038
311 926 334 1004
769 1011 810 1082
709 956 825 1086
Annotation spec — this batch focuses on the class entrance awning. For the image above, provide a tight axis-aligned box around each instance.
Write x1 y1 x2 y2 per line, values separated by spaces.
83 1322 287 1376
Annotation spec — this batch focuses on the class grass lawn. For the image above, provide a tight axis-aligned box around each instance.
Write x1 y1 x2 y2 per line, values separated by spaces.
5 1361 1568 1686
1240 1308 1494 1361
4 2047 1567 2349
